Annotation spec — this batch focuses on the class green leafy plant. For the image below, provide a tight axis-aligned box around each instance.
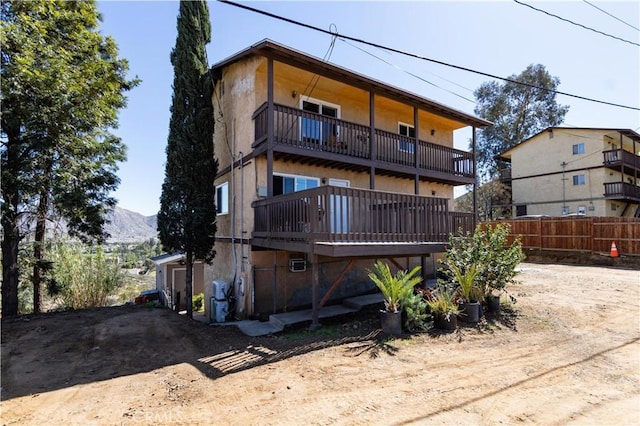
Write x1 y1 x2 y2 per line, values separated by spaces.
192 292 205 312
442 223 524 299
50 240 124 310
447 262 480 302
403 292 430 332
367 261 422 313
425 284 460 319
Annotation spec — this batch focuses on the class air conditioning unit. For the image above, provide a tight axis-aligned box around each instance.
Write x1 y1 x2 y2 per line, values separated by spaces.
289 259 307 272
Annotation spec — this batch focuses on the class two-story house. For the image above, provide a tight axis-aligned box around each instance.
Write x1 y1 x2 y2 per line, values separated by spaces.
500 127 640 218
205 40 491 325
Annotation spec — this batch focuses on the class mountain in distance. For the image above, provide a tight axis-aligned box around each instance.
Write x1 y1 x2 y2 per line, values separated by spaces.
104 206 157 243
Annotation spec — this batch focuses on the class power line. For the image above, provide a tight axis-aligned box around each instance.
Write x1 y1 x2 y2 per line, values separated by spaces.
513 0 640 47
341 39 476 104
581 0 640 32
218 0 640 112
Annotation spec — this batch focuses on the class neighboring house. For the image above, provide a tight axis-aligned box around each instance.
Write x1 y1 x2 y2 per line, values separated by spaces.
151 252 205 311
206 39 491 324
500 127 640 218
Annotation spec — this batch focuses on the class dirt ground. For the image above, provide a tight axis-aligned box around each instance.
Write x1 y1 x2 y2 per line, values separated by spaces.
1 262 639 425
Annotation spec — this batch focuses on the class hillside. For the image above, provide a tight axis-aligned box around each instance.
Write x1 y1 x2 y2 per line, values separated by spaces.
104 206 157 242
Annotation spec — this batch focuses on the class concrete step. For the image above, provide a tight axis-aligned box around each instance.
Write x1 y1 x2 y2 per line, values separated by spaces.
343 293 384 310
235 320 283 337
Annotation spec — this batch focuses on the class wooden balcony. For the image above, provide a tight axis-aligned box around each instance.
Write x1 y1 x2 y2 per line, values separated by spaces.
252 185 475 257
604 181 640 202
252 103 475 186
603 149 640 175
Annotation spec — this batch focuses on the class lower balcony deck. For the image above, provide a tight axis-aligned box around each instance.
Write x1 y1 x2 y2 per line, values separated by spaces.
252 185 474 257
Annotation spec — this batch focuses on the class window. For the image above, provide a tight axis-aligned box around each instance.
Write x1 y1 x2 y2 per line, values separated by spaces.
273 174 319 196
398 122 415 153
572 174 586 186
572 143 585 155
216 182 229 215
300 97 340 144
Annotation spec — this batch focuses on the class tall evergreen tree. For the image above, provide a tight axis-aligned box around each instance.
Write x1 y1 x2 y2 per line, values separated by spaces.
472 64 569 180
157 0 217 320
1 0 138 315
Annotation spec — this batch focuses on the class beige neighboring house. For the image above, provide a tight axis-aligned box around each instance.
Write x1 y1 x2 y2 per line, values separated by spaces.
151 252 205 311
205 39 491 324
500 127 640 218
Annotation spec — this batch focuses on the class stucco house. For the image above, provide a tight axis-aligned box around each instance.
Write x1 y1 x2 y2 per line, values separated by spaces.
500 127 640 218
204 39 491 324
151 252 205 311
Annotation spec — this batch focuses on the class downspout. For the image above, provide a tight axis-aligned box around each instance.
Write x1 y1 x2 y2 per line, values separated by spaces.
230 119 238 306
472 127 478 225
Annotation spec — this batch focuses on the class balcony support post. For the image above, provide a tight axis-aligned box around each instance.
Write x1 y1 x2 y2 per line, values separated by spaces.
310 253 320 330
369 91 376 190
267 58 274 198
414 106 420 195
472 126 478 225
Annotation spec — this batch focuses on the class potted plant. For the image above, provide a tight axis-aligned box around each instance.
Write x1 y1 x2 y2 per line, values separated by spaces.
425 284 460 331
443 224 525 314
368 261 422 336
448 262 481 323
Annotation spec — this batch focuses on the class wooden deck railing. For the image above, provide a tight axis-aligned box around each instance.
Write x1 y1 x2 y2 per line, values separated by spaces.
253 185 474 244
253 103 474 180
603 148 640 171
604 182 640 200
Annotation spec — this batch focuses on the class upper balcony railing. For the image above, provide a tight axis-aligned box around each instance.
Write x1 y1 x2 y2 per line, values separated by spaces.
252 185 474 245
603 148 640 173
253 103 475 182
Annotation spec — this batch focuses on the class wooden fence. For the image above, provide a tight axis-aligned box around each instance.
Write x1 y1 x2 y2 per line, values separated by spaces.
485 217 640 257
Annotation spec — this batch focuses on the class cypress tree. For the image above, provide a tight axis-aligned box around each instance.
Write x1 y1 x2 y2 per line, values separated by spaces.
158 0 217 319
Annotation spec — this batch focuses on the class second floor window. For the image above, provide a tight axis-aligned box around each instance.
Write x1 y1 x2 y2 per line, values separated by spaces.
572 143 585 155
300 97 340 145
573 174 586 186
273 174 319 196
398 123 415 153
216 182 229 215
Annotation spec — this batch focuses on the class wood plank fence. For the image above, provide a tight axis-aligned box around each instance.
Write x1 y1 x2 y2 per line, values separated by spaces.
484 217 640 257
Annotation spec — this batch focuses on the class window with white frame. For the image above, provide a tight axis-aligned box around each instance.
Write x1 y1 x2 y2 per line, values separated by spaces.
216 182 229 215
572 174 586 186
300 97 340 144
398 122 415 153
572 143 585 155
273 174 320 196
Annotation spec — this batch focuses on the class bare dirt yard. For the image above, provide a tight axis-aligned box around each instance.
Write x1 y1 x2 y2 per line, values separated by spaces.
1 262 639 425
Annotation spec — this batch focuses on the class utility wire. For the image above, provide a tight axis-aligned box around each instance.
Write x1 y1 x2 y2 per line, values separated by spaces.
341 39 476 104
581 0 640 32
513 0 640 47
218 0 640 111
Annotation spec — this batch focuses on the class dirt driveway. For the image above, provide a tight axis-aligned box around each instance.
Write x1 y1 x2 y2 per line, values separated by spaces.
1 263 639 425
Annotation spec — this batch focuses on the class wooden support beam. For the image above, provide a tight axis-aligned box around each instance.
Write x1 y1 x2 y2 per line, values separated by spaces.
389 257 404 271
319 259 355 308
310 253 320 330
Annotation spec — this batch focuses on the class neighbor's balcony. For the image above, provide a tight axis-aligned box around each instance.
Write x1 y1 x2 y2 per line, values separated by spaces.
603 148 640 174
252 185 474 256
252 103 475 186
604 181 640 202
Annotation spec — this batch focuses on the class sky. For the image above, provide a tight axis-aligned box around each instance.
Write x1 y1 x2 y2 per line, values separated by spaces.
96 0 640 216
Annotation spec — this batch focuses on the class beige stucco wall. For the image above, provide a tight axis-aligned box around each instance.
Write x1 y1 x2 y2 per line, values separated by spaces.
207 53 475 319
509 128 638 217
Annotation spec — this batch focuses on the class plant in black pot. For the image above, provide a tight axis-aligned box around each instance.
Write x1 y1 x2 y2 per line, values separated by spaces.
425 284 460 331
448 262 481 323
368 261 422 336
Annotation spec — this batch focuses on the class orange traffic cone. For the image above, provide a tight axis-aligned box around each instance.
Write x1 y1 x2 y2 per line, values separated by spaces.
610 241 619 258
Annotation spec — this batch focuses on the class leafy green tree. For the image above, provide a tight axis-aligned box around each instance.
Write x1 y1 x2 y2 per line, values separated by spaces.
473 64 569 180
1 0 138 316
157 0 217 319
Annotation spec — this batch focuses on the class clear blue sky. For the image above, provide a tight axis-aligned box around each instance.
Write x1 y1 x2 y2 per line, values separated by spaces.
97 0 640 216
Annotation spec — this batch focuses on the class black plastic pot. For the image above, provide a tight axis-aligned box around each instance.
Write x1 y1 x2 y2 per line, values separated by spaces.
458 301 481 323
380 310 402 336
434 312 457 331
486 295 501 313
